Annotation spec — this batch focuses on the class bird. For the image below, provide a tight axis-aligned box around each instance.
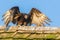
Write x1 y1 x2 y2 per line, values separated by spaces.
2 6 51 27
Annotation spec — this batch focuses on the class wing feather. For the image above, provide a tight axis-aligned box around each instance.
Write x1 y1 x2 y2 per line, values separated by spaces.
2 10 13 27
30 8 51 26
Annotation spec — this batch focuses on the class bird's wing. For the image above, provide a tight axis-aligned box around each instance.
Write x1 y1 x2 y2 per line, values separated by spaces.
29 8 51 26
2 6 22 27
2 10 13 27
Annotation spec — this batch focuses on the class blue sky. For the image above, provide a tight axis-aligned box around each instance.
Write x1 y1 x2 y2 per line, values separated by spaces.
0 0 60 27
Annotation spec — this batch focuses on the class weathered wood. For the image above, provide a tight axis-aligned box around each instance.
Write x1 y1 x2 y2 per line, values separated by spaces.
0 26 60 39
0 26 60 33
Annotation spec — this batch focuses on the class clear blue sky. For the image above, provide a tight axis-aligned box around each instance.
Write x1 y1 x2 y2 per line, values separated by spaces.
0 0 60 27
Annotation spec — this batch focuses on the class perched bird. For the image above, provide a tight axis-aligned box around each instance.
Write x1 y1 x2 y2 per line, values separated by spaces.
2 6 51 27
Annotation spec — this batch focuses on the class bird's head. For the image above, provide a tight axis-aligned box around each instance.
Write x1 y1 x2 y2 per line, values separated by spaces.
10 6 19 11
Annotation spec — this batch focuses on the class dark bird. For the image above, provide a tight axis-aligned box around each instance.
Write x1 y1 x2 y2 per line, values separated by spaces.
2 6 51 27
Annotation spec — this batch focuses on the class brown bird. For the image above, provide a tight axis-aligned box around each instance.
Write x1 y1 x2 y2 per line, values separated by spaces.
2 6 51 27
